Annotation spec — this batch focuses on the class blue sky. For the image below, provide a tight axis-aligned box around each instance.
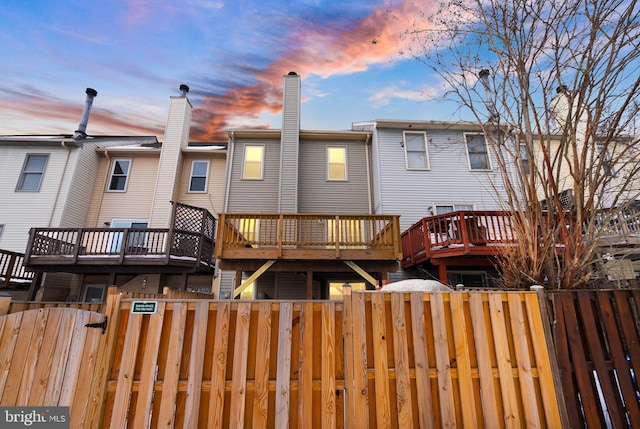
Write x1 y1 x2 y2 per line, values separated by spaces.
0 0 465 141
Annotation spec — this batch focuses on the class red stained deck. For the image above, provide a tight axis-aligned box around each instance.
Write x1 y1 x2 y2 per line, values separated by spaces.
401 210 517 270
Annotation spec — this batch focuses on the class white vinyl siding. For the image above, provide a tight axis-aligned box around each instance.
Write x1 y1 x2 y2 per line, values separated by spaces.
243 145 264 180
403 131 430 170
465 133 492 171
371 127 506 232
108 159 131 191
188 160 209 192
327 146 347 181
16 154 48 191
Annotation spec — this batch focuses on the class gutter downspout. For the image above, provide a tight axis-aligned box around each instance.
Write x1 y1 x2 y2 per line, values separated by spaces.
223 131 235 212
47 141 73 227
365 133 372 214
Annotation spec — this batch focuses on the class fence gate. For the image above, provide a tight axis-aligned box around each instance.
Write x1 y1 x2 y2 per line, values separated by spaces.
0 307 109 426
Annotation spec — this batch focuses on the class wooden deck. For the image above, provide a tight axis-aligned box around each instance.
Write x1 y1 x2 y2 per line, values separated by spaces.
215 213 402 263
0 249 34 288
24 202 216 274
401 210 517 269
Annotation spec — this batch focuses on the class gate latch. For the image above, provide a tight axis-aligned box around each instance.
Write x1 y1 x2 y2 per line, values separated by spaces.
85 316 108 335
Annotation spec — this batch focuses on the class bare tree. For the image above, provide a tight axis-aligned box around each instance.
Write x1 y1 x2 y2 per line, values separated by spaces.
404 0 640 288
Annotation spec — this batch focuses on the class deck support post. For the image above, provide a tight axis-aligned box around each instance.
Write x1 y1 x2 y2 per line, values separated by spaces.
306 270 313 299
344 261 378 288
233 260 276 298
438 264 448 284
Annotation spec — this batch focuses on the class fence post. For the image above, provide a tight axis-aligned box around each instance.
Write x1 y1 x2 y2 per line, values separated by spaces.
530 285 571 428
342 284 355 428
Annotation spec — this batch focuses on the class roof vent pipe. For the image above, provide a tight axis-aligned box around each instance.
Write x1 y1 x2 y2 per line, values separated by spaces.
73 88 98 140
478 69 499 122
179 84 189 97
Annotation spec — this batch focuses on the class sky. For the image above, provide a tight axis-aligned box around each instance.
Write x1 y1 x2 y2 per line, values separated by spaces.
0 0 467 142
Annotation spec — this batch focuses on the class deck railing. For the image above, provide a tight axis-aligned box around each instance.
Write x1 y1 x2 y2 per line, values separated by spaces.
215 213 402 261
401 210 517 267
0 249 34 288
25 227 213 267
24 202 216 271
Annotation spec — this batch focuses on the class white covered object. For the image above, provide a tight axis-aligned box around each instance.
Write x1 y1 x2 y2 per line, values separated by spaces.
380 279 451 292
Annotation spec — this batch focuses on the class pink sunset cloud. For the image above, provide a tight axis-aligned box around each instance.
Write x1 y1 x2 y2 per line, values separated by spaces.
191 0 437 140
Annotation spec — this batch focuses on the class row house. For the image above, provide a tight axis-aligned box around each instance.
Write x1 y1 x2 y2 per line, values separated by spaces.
1 87 225 301
215 72 402 299
354 119 515 287
6 74 634 300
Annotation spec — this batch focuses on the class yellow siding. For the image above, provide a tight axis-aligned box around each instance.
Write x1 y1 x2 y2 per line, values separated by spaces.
175 155 226 214
85 155 159 227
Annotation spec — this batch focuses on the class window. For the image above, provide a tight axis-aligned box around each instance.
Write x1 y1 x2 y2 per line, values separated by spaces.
83 283 107 303
447 271 488 288
520 143 531 175
16 154 48 191
240 281 255 300
434 204 474 215
327 218 365 248
238 218 259 244
0 224 4 238
465 134 491 170
189 160 209 192
328 281 366 300
327 147 347 180
243 145 264 179
108 159 131 191
597 144 615 176
403 131 430 169
108 220 148 252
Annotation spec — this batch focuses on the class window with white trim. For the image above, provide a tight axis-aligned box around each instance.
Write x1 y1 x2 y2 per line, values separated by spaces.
243 145 264 179
108 159 131 191
188 160 209 192
403 131 430 169
434 204 474 215
16 154 48 191
465 134 491 170
520 143 531 175
327 147 347 180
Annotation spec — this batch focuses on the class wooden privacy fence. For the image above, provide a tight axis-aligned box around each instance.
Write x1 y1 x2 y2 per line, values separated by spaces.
549 290 640 428
0 289 564 427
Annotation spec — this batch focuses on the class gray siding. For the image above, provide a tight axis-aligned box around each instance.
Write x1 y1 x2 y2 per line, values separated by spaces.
374 128 508 231
298 139 371 213
226 138 281 212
